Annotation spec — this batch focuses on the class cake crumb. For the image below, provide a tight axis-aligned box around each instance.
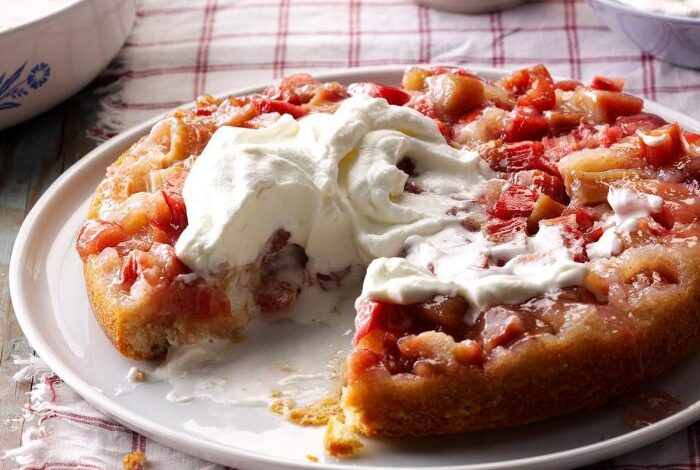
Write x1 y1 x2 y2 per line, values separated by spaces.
270 389 283 399
126 367 147 383
270 398 296 415
306 454 319 463
289 397 342 426
231 329 246 343
123 450 146 469
324 415 363 458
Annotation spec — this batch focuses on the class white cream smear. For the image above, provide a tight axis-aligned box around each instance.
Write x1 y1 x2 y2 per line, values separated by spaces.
177 95 588 319
152 277 358 407
617 0 700 17
366 224 586 317
587 187 664 259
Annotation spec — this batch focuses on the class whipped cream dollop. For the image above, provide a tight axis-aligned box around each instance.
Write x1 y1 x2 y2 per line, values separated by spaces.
177 95 587 315
176 95 491 275
587 187 663 259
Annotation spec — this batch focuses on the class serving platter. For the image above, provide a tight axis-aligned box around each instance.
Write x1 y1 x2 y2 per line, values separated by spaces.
9 65 700 469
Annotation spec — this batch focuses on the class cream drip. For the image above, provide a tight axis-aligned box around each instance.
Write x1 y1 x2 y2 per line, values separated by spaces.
587 187 664 259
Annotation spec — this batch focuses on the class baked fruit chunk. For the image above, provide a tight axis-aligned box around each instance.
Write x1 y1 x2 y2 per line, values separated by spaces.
77 65 700 441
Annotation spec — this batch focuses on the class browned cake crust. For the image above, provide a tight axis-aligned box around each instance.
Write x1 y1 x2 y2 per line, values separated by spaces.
81 141 175 360
342 245 700 436
83 251 241 360
83 251 161 359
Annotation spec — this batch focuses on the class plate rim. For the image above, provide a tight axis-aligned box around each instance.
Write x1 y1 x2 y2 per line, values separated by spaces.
9 64 700 470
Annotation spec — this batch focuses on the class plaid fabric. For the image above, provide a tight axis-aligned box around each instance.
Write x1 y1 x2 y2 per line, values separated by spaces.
4 366 223 470
6 0 700 468
95 0 700 136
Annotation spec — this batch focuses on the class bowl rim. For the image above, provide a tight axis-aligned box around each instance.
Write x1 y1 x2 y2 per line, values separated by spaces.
588 0 700 25
0 0 95 36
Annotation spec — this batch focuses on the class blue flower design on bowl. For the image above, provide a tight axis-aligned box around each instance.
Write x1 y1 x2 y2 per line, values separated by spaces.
27 62 51 90
0 61 52 111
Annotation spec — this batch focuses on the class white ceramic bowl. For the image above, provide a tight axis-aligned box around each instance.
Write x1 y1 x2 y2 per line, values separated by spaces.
587 0 700 69
0 0 136 130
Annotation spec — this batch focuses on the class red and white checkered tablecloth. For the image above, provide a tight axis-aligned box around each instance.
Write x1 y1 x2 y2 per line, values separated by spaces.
4 0 700 468
93 0 700 136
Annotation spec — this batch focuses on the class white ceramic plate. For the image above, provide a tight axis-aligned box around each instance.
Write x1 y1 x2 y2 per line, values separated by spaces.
10 65 700 470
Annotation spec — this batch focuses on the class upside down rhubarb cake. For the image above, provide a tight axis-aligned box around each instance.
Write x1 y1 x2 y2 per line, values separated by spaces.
77 64 700 444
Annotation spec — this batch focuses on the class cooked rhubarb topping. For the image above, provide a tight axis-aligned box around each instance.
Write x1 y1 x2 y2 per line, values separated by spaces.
77 64 700 370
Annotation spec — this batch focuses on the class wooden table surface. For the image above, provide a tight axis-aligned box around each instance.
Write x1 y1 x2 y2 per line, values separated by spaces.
0 83 102 465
